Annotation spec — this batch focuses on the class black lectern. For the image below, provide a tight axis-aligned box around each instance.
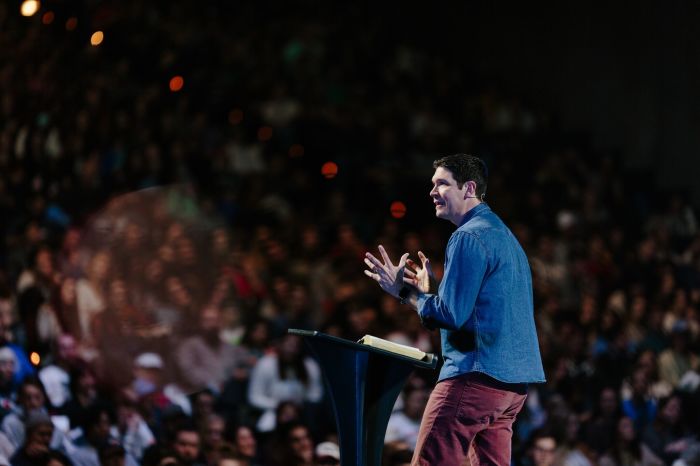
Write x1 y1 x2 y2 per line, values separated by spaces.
288 329 438 466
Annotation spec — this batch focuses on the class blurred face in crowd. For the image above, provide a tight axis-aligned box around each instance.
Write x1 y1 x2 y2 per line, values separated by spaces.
248 321 269 348
88 411 112 445
203 415 225 449
27 421 54 451
278 335 302 363
288 425 314 464
631 368 649 397
117 402 137 432
77 371 98 400
57 334 79 363
0 351 15 385
0 297 14 328
36 248 54 277
404 389 429 421
618 416 636 443
660 395 682 425
20 383 46 411
532 436 557 466
201 307 222 333
60 278 77 306
234 426 256 459
47 458 71 466
277 401 301 425
108 279 129 308
193 391 215 419
174 430 201 462
347 306 377 335
100 455 125 466
218 460 244 466
89 252 110 281
429 167 474 225
599 387 618 417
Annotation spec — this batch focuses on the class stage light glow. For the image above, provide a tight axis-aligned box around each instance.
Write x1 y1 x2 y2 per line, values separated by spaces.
228 109 243 125
20 0 40 17
30 352 40 365
90 31 104 46
42 11 54 24
65 17 78 31
169 76 184 92
289 144 304 157
257 126 273 142
321 161 338 179
390 201 407 219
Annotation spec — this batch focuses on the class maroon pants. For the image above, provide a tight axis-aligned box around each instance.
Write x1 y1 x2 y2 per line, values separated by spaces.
411 372 527 466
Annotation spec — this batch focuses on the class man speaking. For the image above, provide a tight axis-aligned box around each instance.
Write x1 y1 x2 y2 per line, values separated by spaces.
364 153 545 465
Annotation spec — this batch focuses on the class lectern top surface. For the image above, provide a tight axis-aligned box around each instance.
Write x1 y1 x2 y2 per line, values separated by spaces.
287 328 438 370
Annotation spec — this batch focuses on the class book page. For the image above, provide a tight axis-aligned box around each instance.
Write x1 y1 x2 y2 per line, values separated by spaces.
358 335 427 360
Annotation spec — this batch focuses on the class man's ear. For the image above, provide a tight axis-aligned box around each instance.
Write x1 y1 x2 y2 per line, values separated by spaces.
464 181 475 199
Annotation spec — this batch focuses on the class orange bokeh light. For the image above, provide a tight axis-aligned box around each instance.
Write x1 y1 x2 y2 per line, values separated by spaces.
321 161 338 179
90 31 104 46
65 17 78 31
390 201 407 218
20 0 40 17
289 144 304 157
42 11 54 25
30 352 41 365
257 126 273 142
169 76 184 92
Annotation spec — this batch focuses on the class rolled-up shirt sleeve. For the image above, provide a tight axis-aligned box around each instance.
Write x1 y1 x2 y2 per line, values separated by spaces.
416 231 488 330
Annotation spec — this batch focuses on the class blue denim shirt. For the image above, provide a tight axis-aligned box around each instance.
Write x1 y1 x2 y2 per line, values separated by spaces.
416 203 546 384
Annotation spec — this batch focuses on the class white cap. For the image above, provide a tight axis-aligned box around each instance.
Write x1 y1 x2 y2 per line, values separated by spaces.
315 441 340 460
0 347 16 363
134 352 164 369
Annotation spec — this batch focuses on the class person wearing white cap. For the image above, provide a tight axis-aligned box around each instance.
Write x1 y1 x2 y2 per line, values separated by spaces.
314 441 340 466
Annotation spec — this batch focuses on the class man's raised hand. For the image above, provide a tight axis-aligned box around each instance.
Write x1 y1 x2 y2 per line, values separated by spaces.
364 245 409 298
404 250 434 293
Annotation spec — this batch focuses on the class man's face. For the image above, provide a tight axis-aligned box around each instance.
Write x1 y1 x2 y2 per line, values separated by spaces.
532 437 556 466
204 417 225 448
28 423 54 449
430 167 470 225
21 384 45 411
0 357 15 384
57 334 78 362
173 430 200 462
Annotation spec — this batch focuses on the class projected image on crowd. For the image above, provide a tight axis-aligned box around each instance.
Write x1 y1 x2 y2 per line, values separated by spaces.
54 185 249 411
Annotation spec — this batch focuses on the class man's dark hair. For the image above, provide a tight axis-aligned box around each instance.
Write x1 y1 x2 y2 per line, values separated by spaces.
433 154 488 199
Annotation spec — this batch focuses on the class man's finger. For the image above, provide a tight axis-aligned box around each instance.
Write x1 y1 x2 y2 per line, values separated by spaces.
365 253 386 270
404 268 417 278
378 245 394 267
364 270 379 281
418 250 430 265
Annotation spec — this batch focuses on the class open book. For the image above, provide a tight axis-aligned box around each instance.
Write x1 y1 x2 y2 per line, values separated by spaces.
357 335 427 361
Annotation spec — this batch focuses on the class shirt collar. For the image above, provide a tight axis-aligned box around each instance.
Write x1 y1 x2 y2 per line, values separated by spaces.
459 203 489 227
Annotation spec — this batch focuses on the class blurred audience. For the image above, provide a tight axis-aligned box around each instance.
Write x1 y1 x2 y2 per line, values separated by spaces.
0 1 698 464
